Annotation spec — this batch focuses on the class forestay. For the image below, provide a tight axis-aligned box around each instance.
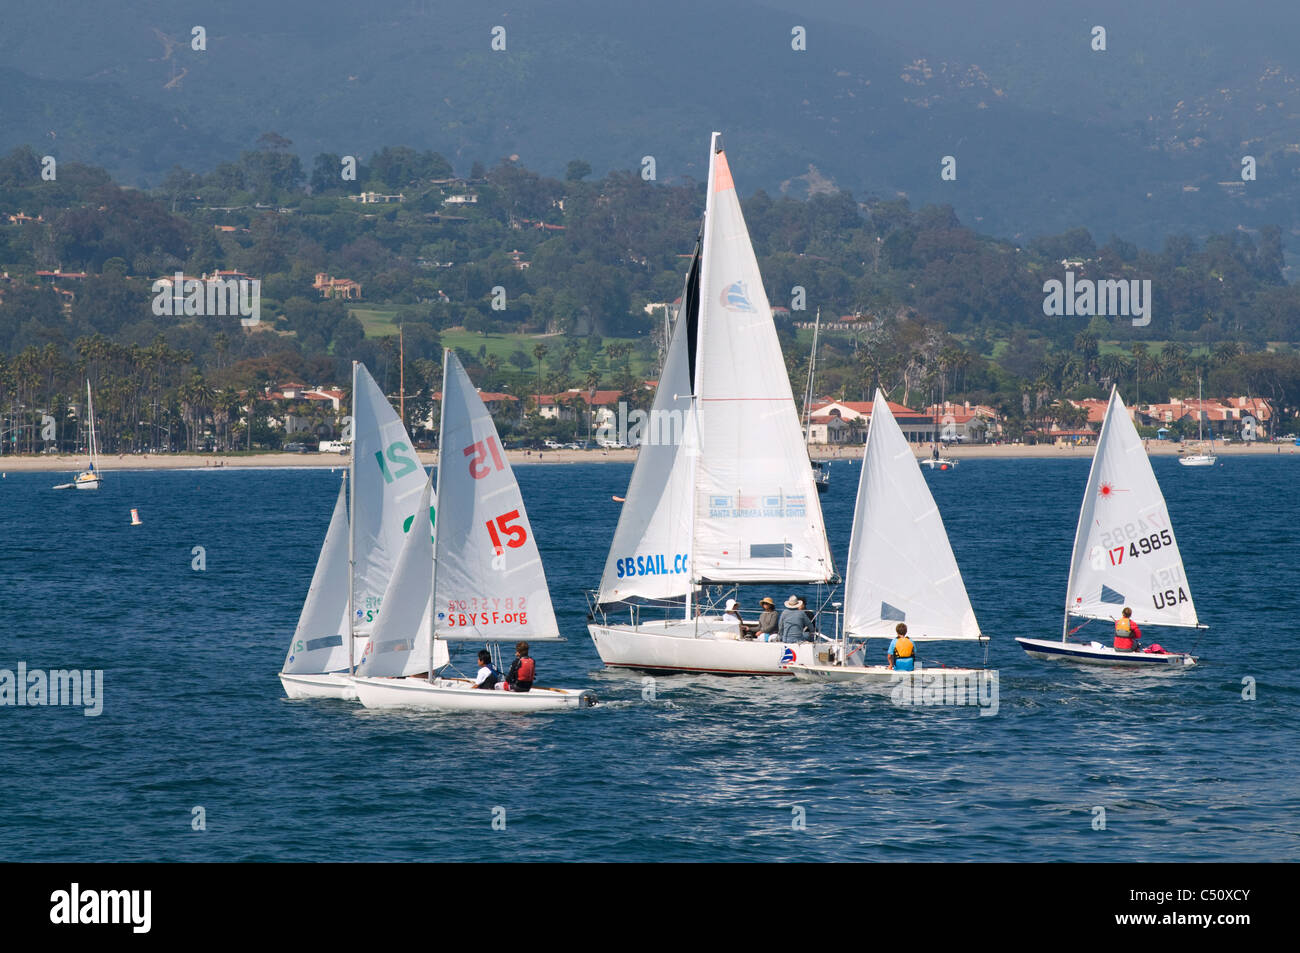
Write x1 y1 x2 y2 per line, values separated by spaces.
433 350 560 641
355 474 449 677
690 133 835 584
282 477 352 674
843 390 982 641
1065 387 1199 628
350 361 432 639
595 245 701 605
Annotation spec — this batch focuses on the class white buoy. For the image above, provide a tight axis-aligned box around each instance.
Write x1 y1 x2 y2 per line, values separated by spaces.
130 508 143 526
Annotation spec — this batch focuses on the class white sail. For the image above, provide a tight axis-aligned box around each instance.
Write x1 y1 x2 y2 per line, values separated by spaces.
1065 387 1199 628
691 133 834 584
86 381 99 471
350 361 431 639
843 391 982 641
282 477 352 674
433 349 560 641
595 244 701 604
355 473 449 677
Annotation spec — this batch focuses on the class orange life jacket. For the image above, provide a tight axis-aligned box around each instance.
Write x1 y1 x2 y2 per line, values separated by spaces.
895 636 914 659
1114 617 1137 649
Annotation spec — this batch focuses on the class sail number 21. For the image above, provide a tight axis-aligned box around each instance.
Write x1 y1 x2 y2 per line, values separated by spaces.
374 441 419 483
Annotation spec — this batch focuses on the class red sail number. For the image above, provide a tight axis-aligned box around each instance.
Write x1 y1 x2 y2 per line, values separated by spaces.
463 436 506 479
484 510 528 553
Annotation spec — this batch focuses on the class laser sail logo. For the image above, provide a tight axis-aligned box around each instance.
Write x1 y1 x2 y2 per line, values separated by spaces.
50 883 151 933
1042 271 1151 327
719 280 757 313
0 662 102 716
151 271 260 326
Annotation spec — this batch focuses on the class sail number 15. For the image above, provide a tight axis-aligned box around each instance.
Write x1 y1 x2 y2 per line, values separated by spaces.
464 436 506 479
485 510 527 553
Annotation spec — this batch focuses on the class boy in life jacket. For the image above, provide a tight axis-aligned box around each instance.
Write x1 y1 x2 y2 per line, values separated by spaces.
887 622 916 672
1114 607 1142 652
472 649 503 689
505 641 535 693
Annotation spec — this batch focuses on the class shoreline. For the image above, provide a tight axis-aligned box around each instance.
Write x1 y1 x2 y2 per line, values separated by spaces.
3 441 1296 473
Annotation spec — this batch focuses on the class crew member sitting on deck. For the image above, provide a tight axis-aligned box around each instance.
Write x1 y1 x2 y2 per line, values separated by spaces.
505 641 535 692
1114 607 1142 652
718 599 745 639
779 596 814 643
472 649 503 689
887 623 915 672
753 597 780 641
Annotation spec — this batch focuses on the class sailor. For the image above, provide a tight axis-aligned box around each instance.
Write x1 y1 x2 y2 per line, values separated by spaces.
718 599 744 640
1113 607 1142 652
779 596 814 643
505 641 535 692
753 597 780 641
887 622 916 672
472 649 503 689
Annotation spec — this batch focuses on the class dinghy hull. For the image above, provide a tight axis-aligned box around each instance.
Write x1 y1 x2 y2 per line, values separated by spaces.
353 675 595 711
789 662 984 684
278 672 357 700
588 621 819 675
1015 637 1196 667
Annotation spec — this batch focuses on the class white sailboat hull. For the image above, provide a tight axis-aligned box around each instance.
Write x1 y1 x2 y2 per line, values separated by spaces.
1178 455 1217 466
588 620 818 675
278 671 358 700
788 661 983 684
353 675 595 711
920 458 957 469
1015 637 1196 667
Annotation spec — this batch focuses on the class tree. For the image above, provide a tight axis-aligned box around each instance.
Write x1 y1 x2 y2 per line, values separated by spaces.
565 160 592 182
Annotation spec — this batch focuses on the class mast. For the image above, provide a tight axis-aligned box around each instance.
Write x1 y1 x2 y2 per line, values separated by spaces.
802 309 820 450
399 325 406 428
429 348 450 681
686 134 723 620
348 361 358 675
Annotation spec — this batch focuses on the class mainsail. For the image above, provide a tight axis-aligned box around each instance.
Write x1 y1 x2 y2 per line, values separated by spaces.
595 244 701 604
282 477 352 674
355 473 449 677
843 391 982 641
433 350 560 641
596 132 835 602
350 361 432 640
1064 387 1199 629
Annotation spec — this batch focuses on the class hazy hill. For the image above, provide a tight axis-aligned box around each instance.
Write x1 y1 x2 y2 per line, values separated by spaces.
3 0 1298 248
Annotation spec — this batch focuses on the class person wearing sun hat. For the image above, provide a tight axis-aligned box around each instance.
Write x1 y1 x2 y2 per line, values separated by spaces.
753 597 780 641
779 595 814 643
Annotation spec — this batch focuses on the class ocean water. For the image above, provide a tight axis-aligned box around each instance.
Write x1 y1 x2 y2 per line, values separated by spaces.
0 457 1296 862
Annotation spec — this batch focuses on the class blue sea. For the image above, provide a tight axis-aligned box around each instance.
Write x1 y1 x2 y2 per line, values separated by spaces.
1 456 1297 862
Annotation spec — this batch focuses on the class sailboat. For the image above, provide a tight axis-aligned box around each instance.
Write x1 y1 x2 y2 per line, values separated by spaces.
790 391 985 682
1179 376 1217 467
54 382 102 490
1016 387 1203 667
801 310 829 493
352 349 595 711
586 132 837 676
920 401 957 469
279 361 441 699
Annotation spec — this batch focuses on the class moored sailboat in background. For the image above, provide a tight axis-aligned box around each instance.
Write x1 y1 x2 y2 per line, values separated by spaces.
54 381 103 490
587 133 837 676
1017 387 1203 667
1179 375 1218 467
791 390 985 683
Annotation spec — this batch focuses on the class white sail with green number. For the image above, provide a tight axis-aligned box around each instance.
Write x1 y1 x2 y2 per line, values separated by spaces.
350 361 434 639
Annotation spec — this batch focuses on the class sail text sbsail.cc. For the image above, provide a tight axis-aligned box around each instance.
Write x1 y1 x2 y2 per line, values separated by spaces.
596 134 835 604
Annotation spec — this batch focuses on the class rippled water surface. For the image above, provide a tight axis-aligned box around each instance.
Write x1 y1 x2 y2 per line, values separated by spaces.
1 458 1296 861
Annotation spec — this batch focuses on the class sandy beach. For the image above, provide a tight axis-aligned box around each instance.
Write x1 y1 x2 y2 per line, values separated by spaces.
3 440 1295 473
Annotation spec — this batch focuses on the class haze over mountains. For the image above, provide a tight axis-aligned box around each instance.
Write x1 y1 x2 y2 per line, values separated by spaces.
3 0 1298 248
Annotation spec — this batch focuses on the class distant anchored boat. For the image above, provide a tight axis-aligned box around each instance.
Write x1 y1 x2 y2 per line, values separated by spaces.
54 381 103 490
